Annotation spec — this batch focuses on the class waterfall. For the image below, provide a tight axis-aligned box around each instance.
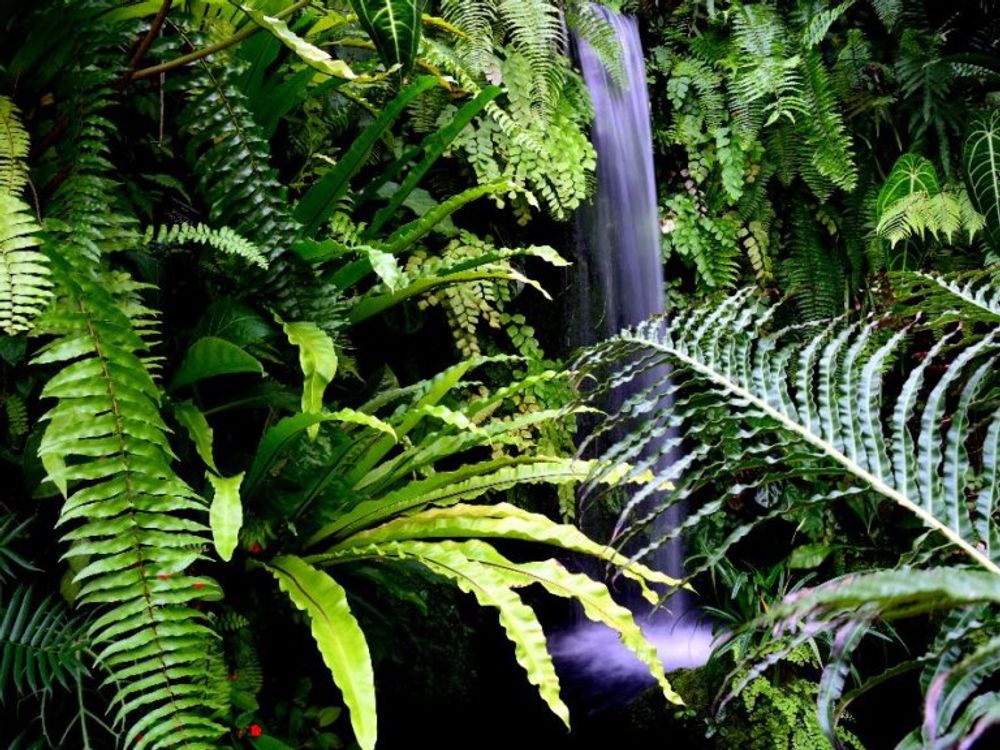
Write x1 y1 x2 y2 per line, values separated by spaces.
551 6 713 707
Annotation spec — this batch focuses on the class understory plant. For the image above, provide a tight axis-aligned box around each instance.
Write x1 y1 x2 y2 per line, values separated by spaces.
0 0 690 748
578 268 1000 748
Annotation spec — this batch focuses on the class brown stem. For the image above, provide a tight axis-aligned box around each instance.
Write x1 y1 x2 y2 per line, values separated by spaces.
126 0 172 71
130 0 310 82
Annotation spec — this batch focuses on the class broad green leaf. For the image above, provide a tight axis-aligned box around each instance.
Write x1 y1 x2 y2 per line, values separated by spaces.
788 543 834 570
170 337 264 390
283 321 338 438
350 0 425 74
964 110 1000 249
310 458 601 546
208 472 244 562
174 401 218 473
267 556 376 750
360 246 404 291
237 4 357 80
876 153 940 220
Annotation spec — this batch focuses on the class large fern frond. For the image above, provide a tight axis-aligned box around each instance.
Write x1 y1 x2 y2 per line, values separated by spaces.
576 290 1000 576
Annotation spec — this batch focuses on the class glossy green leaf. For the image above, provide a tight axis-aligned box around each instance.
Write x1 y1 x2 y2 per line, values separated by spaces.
294 76 437 235
237 4 357 80
335 502 682 601
283 321 338 438
267 556 376 750
349 0 425 73
964 110 1000 249
245 411 396 496
208 472 244 562
174 401 218 473
170 337 264 390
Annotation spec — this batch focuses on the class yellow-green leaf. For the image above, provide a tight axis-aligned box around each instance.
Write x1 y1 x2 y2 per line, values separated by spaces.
208 471 244 562
283 320 338 439
267 555 376 750
238 4 358 80
175 401 218 473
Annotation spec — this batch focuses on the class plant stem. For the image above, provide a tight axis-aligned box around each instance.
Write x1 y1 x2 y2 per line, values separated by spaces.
126 0 172 72
130 0 310 81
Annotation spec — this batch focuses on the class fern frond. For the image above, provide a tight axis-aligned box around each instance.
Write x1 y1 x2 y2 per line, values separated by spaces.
0 194 52 335
577 290 1000 576
0 585 88 698
0 516 39 582
143 223 268 269
0 96 30 195
889 268 1000 325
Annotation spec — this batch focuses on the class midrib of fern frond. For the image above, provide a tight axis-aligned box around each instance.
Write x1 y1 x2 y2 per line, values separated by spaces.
617 329 1000 576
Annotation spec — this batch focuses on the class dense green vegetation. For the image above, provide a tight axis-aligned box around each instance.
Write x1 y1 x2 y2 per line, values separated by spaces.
1 0 999 749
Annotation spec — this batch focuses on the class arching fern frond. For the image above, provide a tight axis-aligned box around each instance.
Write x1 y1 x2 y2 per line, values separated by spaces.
0 585 88 699
577 291 1000 576
0 96 51 335
143 223 268 269
889 268 1000 325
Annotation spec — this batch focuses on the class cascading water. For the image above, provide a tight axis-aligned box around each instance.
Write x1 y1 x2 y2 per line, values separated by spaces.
550 6 713 707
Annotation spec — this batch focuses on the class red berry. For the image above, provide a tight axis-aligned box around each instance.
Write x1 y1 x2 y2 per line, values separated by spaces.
249 723 263 738
250 542 262 554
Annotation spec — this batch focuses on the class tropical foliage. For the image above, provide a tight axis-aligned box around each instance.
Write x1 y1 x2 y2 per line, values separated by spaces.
5 0 1000 748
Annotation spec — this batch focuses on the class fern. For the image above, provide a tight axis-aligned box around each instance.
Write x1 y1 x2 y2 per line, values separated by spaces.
0 96 30 194
0 585 88 698
577 279 1000 747
143 223 268 269
0 97 51 335
30 50 228 749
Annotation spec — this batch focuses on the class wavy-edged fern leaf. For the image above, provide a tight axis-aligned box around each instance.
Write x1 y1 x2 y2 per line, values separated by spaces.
0 585 87 698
